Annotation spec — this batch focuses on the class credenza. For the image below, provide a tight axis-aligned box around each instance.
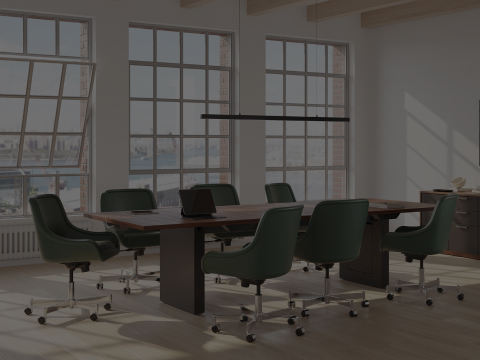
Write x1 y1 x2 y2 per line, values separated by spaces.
421 191 480 260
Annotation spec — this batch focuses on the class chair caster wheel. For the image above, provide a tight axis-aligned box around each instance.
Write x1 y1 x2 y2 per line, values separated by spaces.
24 308 32 315
119 278 125 283
361 300 369 308
426 298 433 306
303 267 309 272
387 293 394 300
349 310 358 317
288 300 296 308
38 317 46 325
215 277 221 284
212 324 221 333
96 283 103 290
458 293 464 301
437 287 443 293
246 333 256 343
123 288 131 294
287 316 296 325
395 287 402 293
104 303 111 311
156 277 160 282
240 315 248 322
295 327 305 336
90 313 98 321
301 309 309 317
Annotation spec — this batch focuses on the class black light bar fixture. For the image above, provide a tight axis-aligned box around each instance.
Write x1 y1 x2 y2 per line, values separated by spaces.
200 114 350 122
200 0 349 124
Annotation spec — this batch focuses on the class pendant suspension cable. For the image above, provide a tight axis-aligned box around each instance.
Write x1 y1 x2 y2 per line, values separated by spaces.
316 0 318 117
239 0 241 115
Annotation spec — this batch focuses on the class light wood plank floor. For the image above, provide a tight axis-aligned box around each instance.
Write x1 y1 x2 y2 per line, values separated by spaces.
1 251 479 360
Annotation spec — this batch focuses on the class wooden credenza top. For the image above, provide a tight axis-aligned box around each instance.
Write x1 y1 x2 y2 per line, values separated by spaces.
420 191 480 197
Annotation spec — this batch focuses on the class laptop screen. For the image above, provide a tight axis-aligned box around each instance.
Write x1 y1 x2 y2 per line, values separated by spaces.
179 189 217 216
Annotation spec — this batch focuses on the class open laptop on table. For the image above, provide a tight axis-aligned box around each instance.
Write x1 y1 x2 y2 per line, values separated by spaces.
179 189 226 219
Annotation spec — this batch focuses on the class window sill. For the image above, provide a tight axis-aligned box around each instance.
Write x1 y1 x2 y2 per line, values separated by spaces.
0 214 88 226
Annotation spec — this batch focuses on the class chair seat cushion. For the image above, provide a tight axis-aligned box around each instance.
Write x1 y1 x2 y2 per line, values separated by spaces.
122 231 160 248
208 230 256 240
96 240 118 254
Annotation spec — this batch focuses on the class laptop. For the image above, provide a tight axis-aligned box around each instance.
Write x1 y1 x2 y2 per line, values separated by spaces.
179 189 225 219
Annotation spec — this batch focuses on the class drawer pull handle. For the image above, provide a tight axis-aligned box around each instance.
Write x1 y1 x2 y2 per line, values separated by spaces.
456 211 469 215
456 225 469 229
458 198 469 201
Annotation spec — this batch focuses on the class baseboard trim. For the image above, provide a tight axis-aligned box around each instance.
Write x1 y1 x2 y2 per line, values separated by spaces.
442 250 480 260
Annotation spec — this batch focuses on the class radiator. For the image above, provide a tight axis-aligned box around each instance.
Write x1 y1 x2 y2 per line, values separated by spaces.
0 220 90 261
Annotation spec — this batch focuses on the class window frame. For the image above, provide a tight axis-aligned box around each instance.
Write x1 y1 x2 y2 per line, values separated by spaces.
0 11 93 217
265 36 349 200
0 11 92 61
128 23 235 204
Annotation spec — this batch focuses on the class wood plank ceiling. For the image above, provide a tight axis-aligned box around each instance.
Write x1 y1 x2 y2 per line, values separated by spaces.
180 0 480 28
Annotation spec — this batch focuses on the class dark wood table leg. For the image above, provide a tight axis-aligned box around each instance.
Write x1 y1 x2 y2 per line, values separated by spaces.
160 227 205 314
339 216 391 288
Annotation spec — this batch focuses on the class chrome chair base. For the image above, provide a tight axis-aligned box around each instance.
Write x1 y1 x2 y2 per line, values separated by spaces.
211 285 305 343
25 282 112 324
289 270 369 317
97 256 159 294
386 266 464 306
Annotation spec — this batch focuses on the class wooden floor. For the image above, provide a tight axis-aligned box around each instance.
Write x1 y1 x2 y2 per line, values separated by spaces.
1 251 479 360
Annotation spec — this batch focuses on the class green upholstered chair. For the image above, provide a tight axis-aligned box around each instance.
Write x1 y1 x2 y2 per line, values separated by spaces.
191 184 256 284
202 205 305 343
383 194 464 306
265 183 297 203
26 194 119 324
99 189 160 294
289 199 370 318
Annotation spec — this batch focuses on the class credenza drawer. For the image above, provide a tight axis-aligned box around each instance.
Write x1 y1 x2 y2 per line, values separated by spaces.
449 225 479 255
453 210 478 226
456 196 479 212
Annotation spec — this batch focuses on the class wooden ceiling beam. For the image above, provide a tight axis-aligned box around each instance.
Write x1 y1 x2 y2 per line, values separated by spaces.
247 0 304 16
180 0 218 9
361 0 480 28
307 0 416 22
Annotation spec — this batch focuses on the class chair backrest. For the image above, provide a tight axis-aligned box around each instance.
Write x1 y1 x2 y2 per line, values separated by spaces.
419 194 458 254
29 194 81 260
296 199 370 264
238 205 304 280
190 184 240 206
265 183 296 203
29 194 76 238
101 189 157 212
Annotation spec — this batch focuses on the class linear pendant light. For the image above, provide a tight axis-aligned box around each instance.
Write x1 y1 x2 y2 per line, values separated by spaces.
200 0 349 123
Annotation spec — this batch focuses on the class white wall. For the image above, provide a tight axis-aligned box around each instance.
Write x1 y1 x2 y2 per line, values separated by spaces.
0 0 373 222
366 9 480 227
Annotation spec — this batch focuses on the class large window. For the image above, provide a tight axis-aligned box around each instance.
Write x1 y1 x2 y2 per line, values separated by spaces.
265 37 348 200
0 12 93 216
129 25 233 207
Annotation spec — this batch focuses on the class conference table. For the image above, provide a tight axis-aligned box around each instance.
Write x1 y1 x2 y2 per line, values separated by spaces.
85 198 435 315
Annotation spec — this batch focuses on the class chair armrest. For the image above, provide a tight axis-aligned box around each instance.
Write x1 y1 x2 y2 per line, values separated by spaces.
380 225 430 253
201 246 251 274
395 225 425 233
35 226 111 263
67 227 119 247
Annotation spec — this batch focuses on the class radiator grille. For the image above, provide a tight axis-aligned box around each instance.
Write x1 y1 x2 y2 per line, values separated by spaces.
0 221 90 261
